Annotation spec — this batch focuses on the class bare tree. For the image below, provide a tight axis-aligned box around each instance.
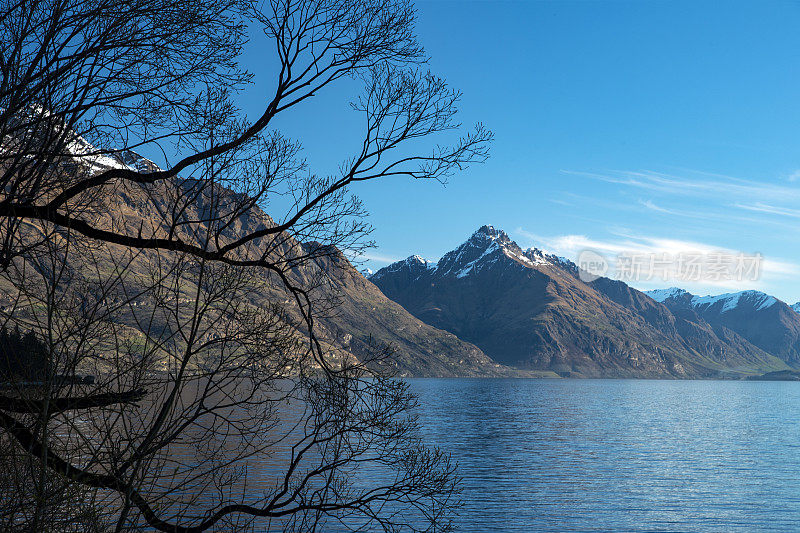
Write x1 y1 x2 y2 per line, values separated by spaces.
0 0 490 531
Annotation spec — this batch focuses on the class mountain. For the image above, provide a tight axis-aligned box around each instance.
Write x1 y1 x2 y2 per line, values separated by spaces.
370 226 790 378
299 247 515 377
5 115 796 379
0 131 512 377
138 206 519 378
646 288 800 366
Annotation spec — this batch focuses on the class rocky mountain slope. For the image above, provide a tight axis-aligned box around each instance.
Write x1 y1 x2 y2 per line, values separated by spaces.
6 115 797 379
0 136 511 377
647 288 800 366
371 226 791 378
112 184 513 377
298 247 513 376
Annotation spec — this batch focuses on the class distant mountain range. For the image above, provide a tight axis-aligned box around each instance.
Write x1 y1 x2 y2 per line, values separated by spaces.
8 117 800 379
370 226 800 378
644 287 800 366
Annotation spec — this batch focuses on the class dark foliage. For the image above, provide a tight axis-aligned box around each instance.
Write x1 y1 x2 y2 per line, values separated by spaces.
0 327 50 382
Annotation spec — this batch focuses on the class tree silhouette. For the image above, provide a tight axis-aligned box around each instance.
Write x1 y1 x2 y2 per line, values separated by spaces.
0 0 490 530
0 327 50 382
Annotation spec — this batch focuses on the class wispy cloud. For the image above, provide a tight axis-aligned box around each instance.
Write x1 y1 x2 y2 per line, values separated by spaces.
345 251 400 264
535 167 800 298
734 202 800 219
558 167 800 236
638 199 674 214
563 168 800 203
549 198 574 207
515 228 800 294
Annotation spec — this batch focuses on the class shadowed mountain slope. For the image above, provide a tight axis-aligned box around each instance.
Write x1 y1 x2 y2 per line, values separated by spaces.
371 226 791 378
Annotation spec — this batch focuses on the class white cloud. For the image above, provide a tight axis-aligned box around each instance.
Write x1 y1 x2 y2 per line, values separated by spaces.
515 228 800 294
563 168 800 204
345 251 400 264
540 167 800 299
549 198 574 207
638 199 674 214
734 202 800 219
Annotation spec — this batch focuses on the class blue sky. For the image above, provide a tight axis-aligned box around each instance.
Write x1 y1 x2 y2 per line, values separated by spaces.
237 1 800 303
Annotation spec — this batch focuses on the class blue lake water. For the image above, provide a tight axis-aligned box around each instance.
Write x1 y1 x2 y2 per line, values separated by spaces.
408 378 800 532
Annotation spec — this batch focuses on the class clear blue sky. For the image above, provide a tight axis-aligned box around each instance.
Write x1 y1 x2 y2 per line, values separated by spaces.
237 0 800 303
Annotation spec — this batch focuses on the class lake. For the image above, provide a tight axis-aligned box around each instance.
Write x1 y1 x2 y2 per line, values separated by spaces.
407 378 800 532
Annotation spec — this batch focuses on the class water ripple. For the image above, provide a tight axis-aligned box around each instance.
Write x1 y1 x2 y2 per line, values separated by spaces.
407 378 800 532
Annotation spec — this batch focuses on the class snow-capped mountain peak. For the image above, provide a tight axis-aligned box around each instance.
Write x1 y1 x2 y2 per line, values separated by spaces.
370 226 573 284
645 287 690 303
369 254 436 282
646 288 777 313
405 254 437 270
2 104 161 175
371 226 556 282
436 225 550 278
690 290 777 313
472 224 510 242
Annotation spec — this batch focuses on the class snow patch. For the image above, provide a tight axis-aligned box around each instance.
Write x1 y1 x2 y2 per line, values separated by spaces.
756 295 778 310
691 292 744 313
454 241 502 278
375 226 570 283
3 104 160 175
370 254 436 281
691 290 776 313
645 287 688 302
647 288 778 313
523 247 552 266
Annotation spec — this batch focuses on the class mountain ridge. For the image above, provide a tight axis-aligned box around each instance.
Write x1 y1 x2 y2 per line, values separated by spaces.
645 286 800 366
371 226 795 378
0 130 517 377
